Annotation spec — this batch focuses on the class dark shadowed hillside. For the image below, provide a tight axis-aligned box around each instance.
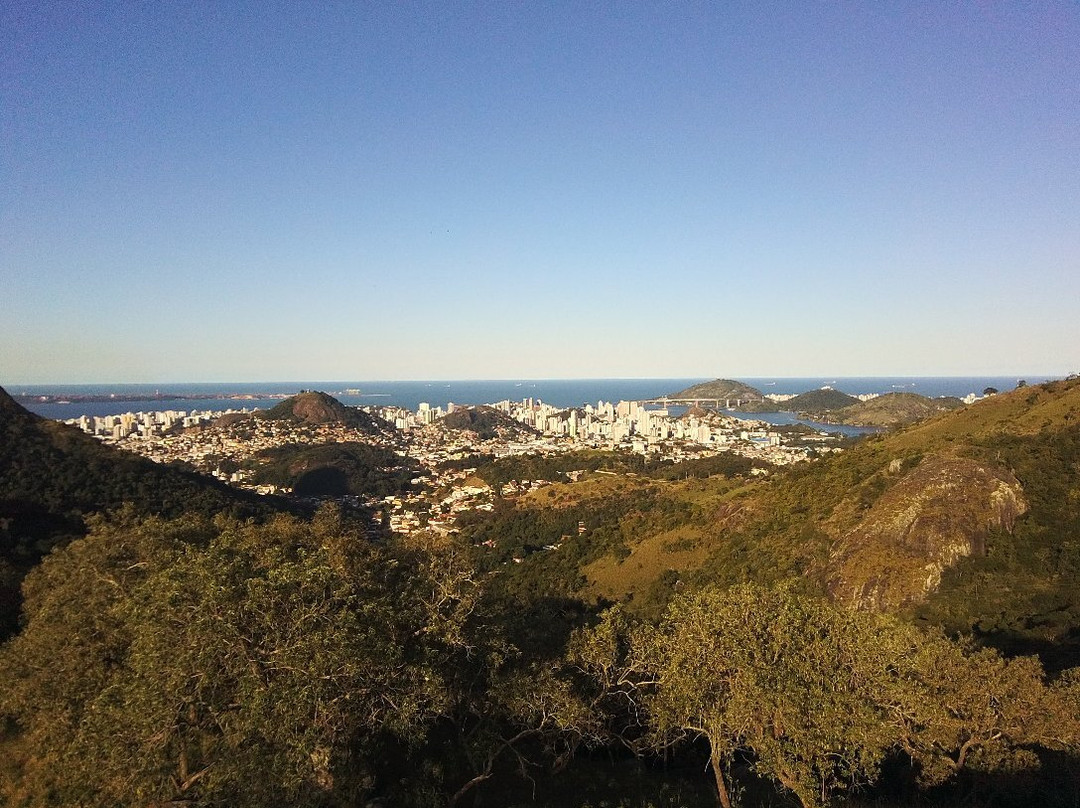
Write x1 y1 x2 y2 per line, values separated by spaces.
0 385 286 638
440 406 538 441
247 442 418 497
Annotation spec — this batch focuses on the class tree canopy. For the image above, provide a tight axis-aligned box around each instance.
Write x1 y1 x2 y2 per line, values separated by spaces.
0 509 484 807
571 583 1080 808
3 515 1079 807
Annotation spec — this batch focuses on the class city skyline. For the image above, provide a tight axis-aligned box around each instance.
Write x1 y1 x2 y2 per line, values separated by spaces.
3 3 1078 383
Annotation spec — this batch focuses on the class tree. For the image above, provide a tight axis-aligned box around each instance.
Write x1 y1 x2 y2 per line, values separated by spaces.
639 584 906 808
571 583 1080 808
0 509 477 807
892 639 1080 786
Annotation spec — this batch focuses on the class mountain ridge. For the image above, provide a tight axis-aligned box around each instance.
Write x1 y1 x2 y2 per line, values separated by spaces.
488 376 1080 668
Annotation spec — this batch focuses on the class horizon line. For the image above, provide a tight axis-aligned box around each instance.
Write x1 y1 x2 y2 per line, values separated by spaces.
4 372 1069 388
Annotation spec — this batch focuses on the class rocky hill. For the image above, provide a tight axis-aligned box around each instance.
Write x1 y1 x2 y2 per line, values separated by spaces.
826 455 1027 610
807 392 965 427
259 391 389 434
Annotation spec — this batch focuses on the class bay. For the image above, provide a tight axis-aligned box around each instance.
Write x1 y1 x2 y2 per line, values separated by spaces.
9 376 1054 421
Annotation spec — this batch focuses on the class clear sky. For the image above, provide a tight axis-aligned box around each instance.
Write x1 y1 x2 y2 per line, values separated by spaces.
3 2 1078 383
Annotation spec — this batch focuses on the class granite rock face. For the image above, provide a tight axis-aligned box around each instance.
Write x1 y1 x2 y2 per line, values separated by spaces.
828 455 1027 610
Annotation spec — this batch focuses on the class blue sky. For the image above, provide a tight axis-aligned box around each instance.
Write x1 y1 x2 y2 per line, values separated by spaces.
3 2 1078 383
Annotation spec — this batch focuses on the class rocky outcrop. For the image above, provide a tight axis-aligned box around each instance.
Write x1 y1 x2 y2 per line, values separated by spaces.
827 455 1027 611
263 392 352 424
260 392 387 434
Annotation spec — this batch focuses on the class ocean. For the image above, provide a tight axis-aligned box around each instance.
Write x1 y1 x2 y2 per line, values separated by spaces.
8 376 1052 421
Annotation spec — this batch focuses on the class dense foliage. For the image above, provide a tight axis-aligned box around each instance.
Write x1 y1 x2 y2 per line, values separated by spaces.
0 510 510 807
3 514 1078 807
450 449 757 491
916 420 1080 669
0 390 283 639
572 583 1080 808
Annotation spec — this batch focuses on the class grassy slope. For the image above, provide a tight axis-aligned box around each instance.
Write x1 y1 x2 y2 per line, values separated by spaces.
810 392 965 427
885 379 1080 447
484 379 1080 663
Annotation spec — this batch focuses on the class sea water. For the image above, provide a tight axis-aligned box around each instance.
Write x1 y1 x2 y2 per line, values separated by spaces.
9 376 1052 421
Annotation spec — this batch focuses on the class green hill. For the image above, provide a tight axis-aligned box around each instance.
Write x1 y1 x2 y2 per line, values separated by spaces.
0 385 285 639
785 387 860 411
807 392 965 427
667 378 767 402
440 406 537 441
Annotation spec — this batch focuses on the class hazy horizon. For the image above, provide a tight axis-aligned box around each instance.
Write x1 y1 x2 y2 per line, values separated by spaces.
5 373 1059 390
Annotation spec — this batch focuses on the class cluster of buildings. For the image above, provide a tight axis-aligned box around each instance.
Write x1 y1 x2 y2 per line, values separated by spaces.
61 409 403 492
383 472 503 534
494 397 752 448
378 401 458 430
366 397 796 458
65 394 831 482
59 393 843 536
67 409 241 440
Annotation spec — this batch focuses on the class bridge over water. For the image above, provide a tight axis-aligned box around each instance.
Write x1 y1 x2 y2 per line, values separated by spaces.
640 397 766 409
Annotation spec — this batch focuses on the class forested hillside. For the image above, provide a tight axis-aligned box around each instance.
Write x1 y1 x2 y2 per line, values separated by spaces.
0 386 285 638
247 441 417 497
441 405 538 440
807 392 965 427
